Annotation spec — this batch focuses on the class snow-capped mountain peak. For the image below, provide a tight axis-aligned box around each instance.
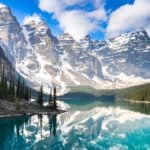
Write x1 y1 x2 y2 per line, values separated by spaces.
23 13 42 25
0 5 149 94
0 5 29 64
59 32 74 41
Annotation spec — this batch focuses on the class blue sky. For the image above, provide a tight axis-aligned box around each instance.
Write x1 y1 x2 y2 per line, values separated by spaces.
0 0 149 40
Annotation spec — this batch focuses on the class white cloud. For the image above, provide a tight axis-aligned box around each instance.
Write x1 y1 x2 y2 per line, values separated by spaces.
59 10 96 40
106 0 150 38
0 3 6 8
23 13 42 25
38 0 63 16
38 0 107 40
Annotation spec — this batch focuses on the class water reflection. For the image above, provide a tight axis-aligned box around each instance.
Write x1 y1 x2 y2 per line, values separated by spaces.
0 114 58 150
0 100 150 149
118 101 150 114
62 98 150 114
0 117 29 149
48 114 57 137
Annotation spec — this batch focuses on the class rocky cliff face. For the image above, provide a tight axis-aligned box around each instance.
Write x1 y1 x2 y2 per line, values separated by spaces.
0 4 149 93
23 19 59 64
0 5 28 64
91 28 150 79
58 33 103 78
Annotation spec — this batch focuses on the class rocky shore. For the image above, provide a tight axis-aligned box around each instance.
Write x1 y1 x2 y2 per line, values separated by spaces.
0 99 65 118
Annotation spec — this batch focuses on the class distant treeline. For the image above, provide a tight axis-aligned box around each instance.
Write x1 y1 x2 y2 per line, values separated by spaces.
61 92 115 101
60 85 116 100
117 83 150 101
61 83 150 102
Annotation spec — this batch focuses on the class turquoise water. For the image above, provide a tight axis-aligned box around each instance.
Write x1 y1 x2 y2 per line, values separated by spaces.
0 99 150 150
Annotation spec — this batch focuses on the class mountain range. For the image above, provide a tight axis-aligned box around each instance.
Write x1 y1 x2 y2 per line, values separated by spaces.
0 4 150 94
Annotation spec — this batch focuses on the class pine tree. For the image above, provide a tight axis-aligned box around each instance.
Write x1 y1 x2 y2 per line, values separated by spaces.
144 90 147 101
8 73 16 101
3 74 7 99
15 76 21 111
48 88 52 107
11 75 15 99
0 64 6 99
53 87 57 110
16 76 21 99
0 65 4 98
20 80 25 99
29 88 32 101
38 84 43 107
25 87 29 101
0 77 2 99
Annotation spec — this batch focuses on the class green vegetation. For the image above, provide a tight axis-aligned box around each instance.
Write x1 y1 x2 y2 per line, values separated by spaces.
116 83 150 101
37 84 44 107
0 46 34 112
0 66 31 110
0 47 31 104
46 87 58 110
53 87 57 110
62 83 150 102
48 89 52 107
0 46 58 112
37 85 58 110
61 85 117 101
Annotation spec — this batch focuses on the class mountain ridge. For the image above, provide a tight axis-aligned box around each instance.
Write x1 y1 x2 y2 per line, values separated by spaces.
0 4 149 94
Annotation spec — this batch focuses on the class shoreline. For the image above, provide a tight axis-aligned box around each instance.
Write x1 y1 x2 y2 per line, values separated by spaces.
0 99 66 119
0 110 66 119
125 99 150 104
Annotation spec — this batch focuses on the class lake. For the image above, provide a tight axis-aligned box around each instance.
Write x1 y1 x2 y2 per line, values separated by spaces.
0 99 150 150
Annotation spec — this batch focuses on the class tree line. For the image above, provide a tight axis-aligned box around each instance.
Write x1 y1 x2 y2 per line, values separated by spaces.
0 46 58 111
126 86 150 101
0 63 58 110
0 64 31 102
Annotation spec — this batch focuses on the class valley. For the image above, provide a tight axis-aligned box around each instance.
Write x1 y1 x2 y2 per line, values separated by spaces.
0 1 150 149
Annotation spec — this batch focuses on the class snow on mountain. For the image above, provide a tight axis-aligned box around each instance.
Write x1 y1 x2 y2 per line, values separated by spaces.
23 13 41 25
0 4 29 65
0 5 149 94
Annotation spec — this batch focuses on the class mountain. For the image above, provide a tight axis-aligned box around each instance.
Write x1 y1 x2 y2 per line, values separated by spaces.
0 4 149 94
92 28 150 79
0 4 28 64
